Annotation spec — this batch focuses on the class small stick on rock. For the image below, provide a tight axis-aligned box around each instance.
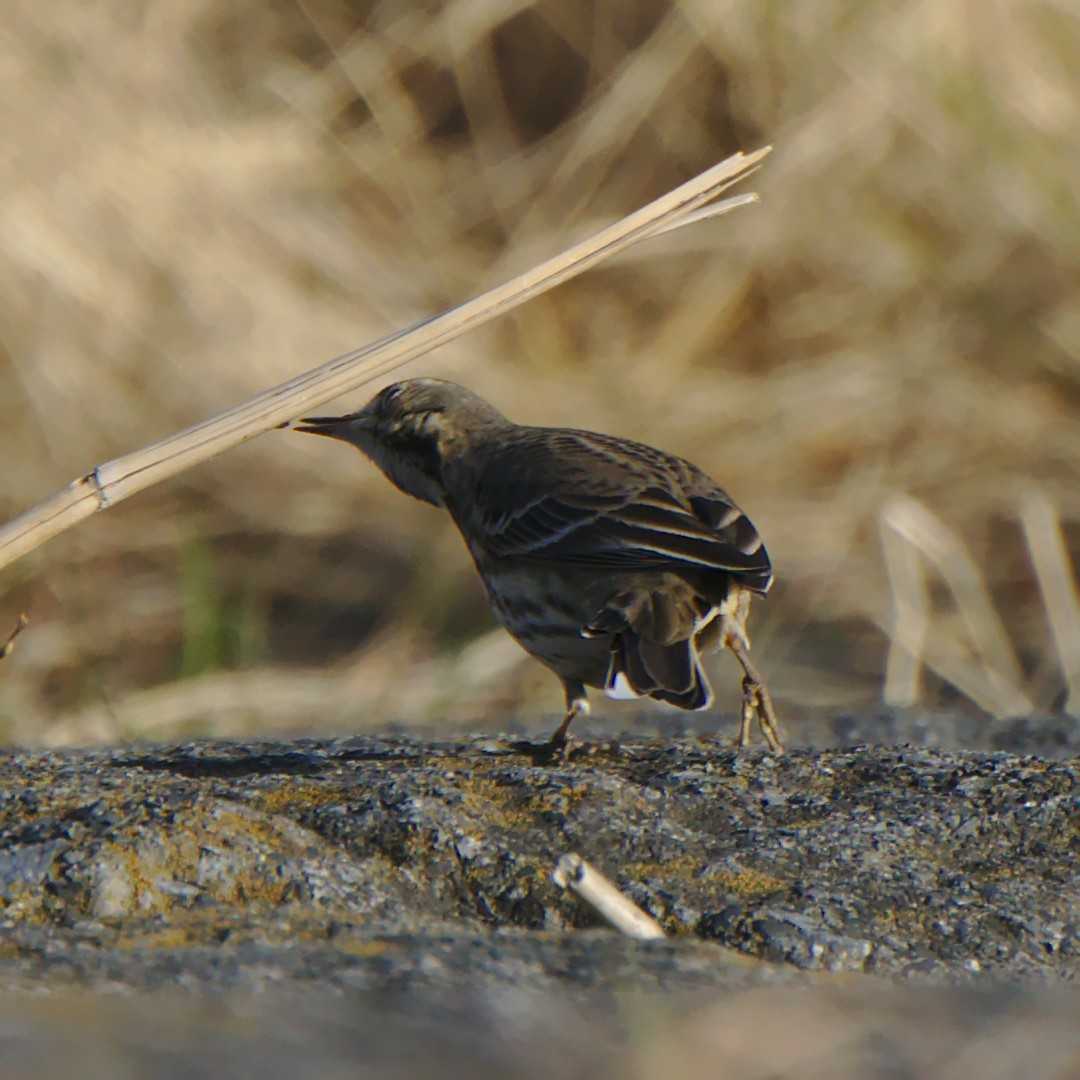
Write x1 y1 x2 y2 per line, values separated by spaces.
552 853 665 941
0 613 29 661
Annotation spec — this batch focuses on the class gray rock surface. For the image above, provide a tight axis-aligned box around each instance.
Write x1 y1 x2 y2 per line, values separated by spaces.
0 713 1077 1076
0 723 1076 988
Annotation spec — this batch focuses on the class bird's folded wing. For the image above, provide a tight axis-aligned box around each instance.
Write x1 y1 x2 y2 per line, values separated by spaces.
478 483 771 581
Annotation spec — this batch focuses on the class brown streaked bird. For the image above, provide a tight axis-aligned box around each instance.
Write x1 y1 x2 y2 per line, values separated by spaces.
294 379 783 752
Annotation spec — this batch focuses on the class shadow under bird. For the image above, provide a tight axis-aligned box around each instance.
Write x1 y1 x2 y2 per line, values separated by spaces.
294 379 782 752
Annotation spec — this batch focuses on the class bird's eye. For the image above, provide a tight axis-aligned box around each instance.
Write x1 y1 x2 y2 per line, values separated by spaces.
379 385 404 412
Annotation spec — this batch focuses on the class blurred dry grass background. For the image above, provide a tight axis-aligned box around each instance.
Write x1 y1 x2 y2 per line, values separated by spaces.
1 0 1078 745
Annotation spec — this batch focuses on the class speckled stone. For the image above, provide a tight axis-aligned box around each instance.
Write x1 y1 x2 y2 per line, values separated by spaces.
0 724 1075 991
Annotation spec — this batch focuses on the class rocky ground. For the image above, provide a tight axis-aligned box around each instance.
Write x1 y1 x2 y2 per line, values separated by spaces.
0 710 1077 1077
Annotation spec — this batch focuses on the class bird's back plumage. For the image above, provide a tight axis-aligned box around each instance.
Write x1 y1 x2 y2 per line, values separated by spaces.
445 426 772 593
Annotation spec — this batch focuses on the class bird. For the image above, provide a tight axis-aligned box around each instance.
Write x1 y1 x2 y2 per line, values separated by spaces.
293 378 783 753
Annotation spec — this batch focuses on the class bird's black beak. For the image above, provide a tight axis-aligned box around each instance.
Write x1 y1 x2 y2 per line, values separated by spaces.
292 412 375 440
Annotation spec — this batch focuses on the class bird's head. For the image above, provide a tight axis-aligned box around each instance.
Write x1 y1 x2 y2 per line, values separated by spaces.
294 378 507 507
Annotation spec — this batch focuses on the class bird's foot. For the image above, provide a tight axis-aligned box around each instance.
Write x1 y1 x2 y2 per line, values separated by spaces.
510 731 580 765
546 729 577 763
737 673 784 753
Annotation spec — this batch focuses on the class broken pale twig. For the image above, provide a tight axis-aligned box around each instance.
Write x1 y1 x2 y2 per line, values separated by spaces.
0 613 29 661
0 148 770 575
552 853 665 941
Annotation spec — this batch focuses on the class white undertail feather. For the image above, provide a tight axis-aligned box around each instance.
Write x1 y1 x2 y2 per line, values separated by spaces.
605 670 642 700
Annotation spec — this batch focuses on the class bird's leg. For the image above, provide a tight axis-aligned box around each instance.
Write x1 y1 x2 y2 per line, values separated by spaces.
737 674 758 748
709 589 784 753
549 679 589 750
725 632 784 754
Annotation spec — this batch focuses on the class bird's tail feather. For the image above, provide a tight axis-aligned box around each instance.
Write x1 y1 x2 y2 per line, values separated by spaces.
586 585 715 710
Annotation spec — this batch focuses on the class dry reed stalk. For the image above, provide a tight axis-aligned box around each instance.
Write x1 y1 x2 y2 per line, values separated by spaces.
0 149 768 577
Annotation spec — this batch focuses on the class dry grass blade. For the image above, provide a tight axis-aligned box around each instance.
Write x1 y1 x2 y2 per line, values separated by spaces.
880 514 930 707
0 147 769 576
1019 491 1080 714
869 606 1029 719
0 613 29 661
879 496 1035 717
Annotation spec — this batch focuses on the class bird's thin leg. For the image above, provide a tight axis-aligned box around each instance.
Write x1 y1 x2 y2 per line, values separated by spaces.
725 633 784 753
549 679 589 749
737 676 758 748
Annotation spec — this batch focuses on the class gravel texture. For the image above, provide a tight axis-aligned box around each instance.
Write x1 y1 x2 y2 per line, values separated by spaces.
0 712 1076 1076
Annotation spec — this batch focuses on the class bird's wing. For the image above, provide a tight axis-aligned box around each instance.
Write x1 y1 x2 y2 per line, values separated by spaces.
466 431 772 588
